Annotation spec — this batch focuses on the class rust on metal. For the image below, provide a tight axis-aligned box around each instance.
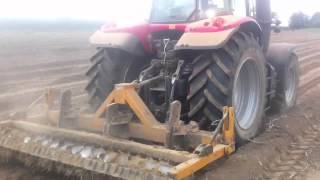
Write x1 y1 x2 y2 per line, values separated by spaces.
165 101 182 149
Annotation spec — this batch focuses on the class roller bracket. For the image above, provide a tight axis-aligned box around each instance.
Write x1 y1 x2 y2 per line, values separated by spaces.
58 90 72 128
104 103 133 139
165 101 182 149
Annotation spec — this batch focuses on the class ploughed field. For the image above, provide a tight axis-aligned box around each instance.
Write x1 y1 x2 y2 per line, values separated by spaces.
0 27 320 179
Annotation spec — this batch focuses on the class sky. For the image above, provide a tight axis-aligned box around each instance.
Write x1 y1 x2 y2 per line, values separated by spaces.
0 0 318 25
0 0 152 22
272 0 320 25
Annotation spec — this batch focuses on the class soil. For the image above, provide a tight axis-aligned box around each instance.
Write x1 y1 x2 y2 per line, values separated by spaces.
0 26 320 179
0 162 62 180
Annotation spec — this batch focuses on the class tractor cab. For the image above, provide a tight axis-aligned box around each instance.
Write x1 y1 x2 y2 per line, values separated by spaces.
150 0 232 23
149 0 259 23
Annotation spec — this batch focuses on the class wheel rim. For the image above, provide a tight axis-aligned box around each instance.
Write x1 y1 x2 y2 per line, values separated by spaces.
233 58 263 130
285 66 297 105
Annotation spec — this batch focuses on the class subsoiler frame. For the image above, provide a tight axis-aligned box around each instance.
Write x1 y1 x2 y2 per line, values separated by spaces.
45 83 235 179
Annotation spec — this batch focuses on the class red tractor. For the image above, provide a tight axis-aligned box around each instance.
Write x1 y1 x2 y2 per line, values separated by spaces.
87 0 299 143
0 0 300 179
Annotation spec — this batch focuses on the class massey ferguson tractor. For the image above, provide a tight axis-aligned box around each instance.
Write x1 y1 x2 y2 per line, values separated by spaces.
0 0 299 179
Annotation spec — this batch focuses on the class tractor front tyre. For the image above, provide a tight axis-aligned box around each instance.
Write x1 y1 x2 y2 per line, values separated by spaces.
85 48 147 110
188 32 266 144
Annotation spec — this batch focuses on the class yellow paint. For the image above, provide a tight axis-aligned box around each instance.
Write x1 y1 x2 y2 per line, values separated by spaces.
171 107 236 180
55 82 236 180
172 145 227 180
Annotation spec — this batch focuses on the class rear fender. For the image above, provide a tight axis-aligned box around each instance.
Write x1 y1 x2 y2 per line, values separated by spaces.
90 30 145 56
175 15 262 50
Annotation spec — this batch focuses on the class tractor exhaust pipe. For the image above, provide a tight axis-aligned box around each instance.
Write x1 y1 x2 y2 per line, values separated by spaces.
256 0 272 52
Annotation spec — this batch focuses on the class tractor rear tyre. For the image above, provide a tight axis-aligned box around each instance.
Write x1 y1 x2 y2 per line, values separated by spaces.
271 54 299 112
86 48 147 110
188 32 266 144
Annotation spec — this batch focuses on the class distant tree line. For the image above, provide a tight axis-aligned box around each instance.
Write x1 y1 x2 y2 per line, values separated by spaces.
289 12 320 29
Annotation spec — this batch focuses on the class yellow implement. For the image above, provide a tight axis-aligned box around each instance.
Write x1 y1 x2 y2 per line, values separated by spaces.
0 83 235 180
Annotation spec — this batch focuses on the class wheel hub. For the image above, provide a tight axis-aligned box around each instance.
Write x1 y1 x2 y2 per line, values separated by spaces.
233 58 263 130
